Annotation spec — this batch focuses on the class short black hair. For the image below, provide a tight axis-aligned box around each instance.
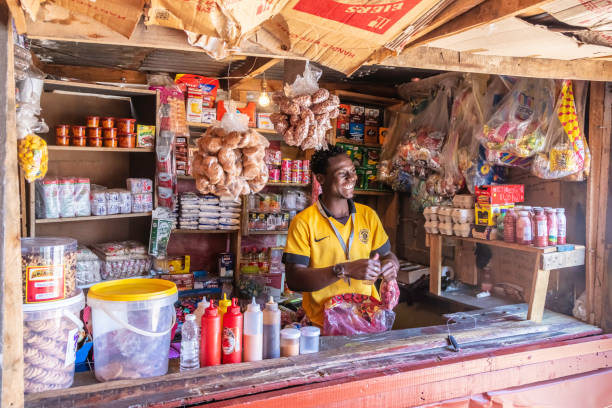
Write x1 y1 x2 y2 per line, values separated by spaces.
311 144 347 176
475 244 492 269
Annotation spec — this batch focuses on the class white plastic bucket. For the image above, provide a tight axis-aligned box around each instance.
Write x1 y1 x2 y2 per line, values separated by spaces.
23 289 85 394
87 279 178 382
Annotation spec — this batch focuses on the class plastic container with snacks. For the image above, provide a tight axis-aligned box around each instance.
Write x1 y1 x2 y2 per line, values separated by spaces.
102 128 117 139
76 245 101 286
87 115 100 127
101 117 115 128
21 237 77 303
119 133 136 148
23 289 85 394
104 138 118 148
88 138 103 147
87 127 102 138
72 126 86 138
71 136 87 147
87 279 178 381
55 125 70 146
117 118 136 134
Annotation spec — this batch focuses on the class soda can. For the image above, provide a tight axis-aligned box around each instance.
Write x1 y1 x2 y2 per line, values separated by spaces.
301 159 310 173
301 171 310 185
268 168 280 183
291 170 300 184
281 158 292 172
281 170 291 183
291 159 302 172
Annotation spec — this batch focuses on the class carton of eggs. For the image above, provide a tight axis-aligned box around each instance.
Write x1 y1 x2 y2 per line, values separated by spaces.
424 220 439 234
439 221 454 236
453 223 472 237
451 208 474 224
452 194 475 209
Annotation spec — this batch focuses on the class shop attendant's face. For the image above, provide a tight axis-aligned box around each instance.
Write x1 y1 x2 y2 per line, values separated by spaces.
318 154 357 199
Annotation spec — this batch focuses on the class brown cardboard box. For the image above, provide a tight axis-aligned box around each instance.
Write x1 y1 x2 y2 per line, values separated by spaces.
262 0 445 74
365 107 381 126
379 127 388 144
364 126 378 144
52 0 144 38
147 0 288 46
349 104 365 123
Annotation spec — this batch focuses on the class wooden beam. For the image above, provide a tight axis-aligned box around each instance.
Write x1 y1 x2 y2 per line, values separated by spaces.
526 257 549 322
0 3 24 406
382 46 612 81
228 57 281 89
429 233 442 295
5 0 26 34
42 64 147 85
586 82 607 325
407 0 551 48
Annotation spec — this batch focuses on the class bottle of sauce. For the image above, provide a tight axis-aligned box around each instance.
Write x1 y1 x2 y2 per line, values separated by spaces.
200 300 221 367
222 298 243 364
243 297 263 362
193 296 209 330
503 208 516 243
557 208 567 245
219 293 231 326
533 208 548 247
546 208 558 246
516 211 532 245
263 296 280 359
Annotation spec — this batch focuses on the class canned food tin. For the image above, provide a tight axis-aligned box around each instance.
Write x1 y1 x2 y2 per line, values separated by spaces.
281 170 291 183
291 159 302 172
281 158 292 172
291 170 300 184
268 168 280 183
301 171 310 185
301 160 310 173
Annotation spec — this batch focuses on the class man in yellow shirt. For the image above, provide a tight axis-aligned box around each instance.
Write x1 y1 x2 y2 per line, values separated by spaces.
283 145 399 328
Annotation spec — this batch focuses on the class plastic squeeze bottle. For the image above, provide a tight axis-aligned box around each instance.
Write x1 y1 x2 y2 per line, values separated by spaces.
193 296 210 329
243 297 263 362
200 300 221 367
219 293 231 326
222 298 243 364
263 296 280 359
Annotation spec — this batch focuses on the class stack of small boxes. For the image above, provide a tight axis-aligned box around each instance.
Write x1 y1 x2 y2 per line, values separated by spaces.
175 136 189 176
336 102 387 145
424 195 475 237
336 143 384 191
473 185 524 240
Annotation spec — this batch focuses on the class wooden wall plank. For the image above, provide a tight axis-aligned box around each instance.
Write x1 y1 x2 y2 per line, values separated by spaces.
429 234 443 295
586 82 606 325
42 64 147 84
383 47 612 81
0 3 25 406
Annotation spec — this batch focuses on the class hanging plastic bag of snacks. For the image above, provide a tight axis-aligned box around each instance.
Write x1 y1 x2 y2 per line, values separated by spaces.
531 80 590 180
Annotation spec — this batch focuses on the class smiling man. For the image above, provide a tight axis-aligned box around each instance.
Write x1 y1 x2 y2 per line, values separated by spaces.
283 144 400 328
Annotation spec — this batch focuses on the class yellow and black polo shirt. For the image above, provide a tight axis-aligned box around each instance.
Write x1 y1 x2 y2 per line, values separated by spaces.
283 198 390 327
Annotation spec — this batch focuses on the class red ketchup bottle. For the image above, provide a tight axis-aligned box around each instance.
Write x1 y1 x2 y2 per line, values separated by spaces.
222 298 243 364
200 300 221 367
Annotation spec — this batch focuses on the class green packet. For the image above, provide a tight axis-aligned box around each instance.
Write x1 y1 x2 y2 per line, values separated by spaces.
148 208 174 257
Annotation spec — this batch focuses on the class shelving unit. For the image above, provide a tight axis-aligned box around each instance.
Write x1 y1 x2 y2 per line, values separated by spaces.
427 234 586 322
248 230 289 235
187 121 277 135
26 80 159 246
354 190 392 196
335 138 382 148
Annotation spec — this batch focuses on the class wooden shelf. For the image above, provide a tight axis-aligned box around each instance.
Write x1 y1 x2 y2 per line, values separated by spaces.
354 190 393 196
428 286 516 310
187 122 277 135
335 138 382 148
44 79 156 97
47 145 154 153
247 230 288 235
266 182 310 188
35 212 152 224
333 90 400 106
172 229 238 234
442 235 560 254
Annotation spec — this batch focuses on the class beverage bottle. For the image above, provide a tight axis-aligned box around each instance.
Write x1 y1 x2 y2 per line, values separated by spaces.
243 297 263 362
263 296 281 359
516 211 532 245
219 293 231 326
200 300 221 367
180 314 200 372
222 298 243 364
533 208 548 247
557 208 567 245
503 208 516 243
193 296 209 330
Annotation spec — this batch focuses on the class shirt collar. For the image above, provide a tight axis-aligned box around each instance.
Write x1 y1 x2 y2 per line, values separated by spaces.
318 195 356 217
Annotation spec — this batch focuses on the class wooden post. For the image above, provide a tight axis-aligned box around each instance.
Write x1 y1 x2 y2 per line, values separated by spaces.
526 254 550 322
586 81 609 325
0 3 25 406
429 234 443 295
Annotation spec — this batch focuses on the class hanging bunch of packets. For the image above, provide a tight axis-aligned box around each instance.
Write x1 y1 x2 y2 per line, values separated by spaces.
551 80 585 172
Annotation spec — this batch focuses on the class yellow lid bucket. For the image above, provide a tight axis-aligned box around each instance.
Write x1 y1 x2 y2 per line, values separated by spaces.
88 278 177 302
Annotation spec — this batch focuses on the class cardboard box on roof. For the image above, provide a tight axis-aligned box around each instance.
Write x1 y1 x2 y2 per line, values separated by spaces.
146 0 289 47
261 0 445 74
541 0 612 48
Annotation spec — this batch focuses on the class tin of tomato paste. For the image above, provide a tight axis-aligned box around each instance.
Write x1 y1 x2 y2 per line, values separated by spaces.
301 171 310 185
301 160 310 173
291 159 301 172
290 170 300 184
268 168 280 183
281 158 291 172
281 170 291 183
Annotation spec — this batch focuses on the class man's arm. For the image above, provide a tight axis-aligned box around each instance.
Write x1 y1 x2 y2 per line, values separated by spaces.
286 258 383 292
380 250 400 281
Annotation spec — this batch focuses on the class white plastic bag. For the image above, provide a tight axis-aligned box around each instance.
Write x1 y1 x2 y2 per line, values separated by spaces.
284 62 322 98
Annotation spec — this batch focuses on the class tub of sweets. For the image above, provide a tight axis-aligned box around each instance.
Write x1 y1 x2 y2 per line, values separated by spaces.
101 117 115 128
87 116 100 127
22 289 85 393
87 279 178 381
119 133 136 148
21 237 77 303
117 118 136 134
280 328 300 357
299 326 320 354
